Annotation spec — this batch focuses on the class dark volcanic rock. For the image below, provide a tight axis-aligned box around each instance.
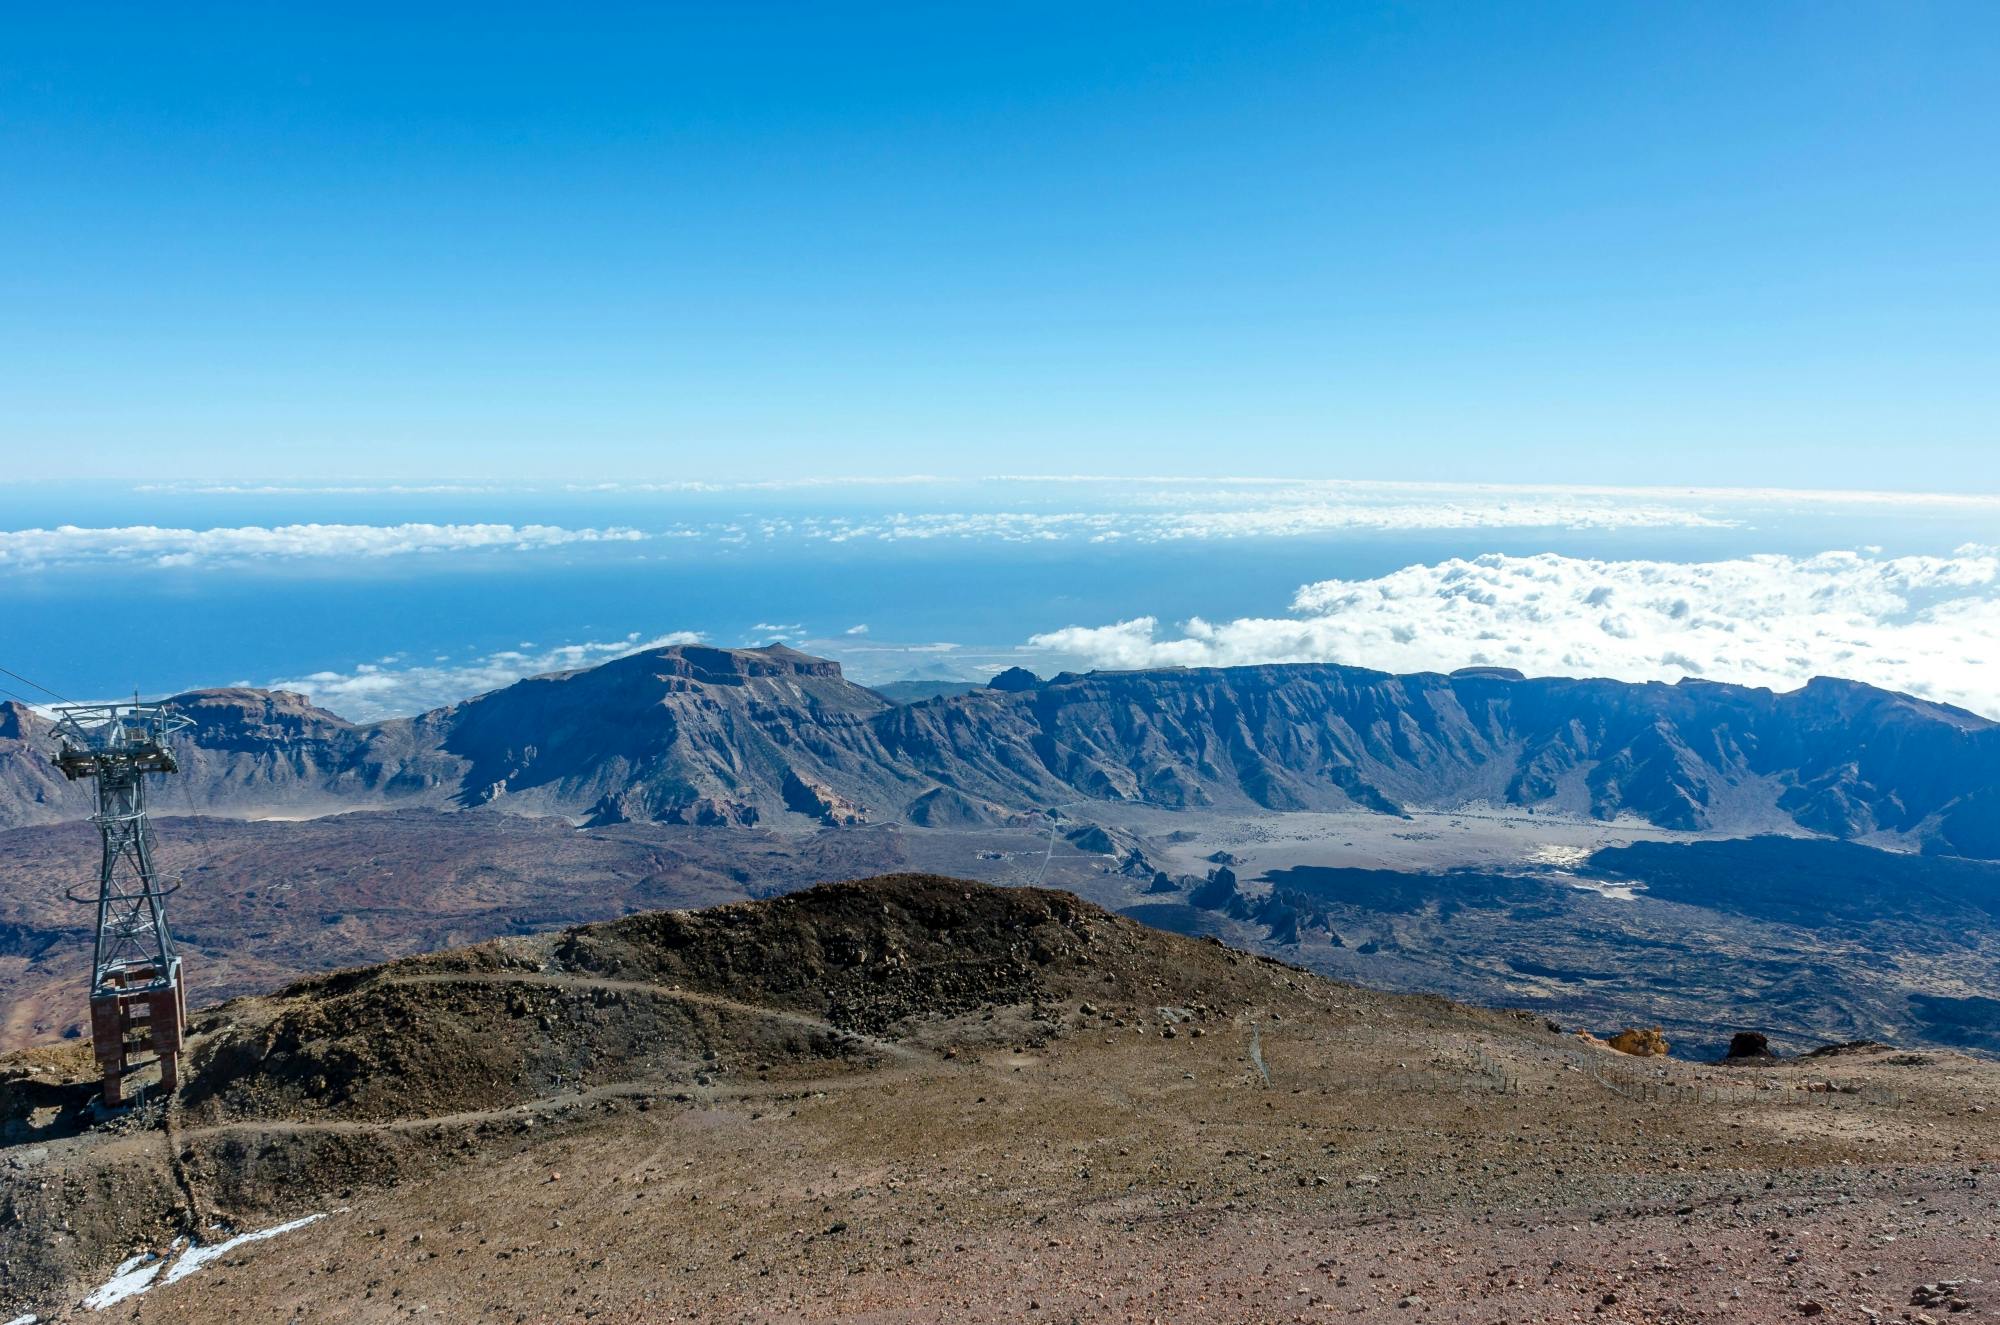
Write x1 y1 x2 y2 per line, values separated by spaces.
1726 1031 1775 1060
1583 838 2000 927
1188 867 1240 912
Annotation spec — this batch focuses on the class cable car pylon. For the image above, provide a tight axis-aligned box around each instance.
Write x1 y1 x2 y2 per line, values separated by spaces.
50 699 193 1108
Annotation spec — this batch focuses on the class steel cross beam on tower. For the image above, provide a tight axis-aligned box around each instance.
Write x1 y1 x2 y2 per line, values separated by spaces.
50 699 194 1108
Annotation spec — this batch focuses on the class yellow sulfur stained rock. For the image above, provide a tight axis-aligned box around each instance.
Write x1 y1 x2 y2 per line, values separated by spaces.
1607 1027 1671 1057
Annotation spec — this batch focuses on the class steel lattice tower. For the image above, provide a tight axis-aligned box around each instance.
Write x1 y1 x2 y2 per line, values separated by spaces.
51 700 193 1106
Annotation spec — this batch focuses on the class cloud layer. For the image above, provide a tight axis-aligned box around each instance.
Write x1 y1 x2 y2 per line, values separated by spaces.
4 483 1752 571
1030 547 2000 717
0 523 645 569
786 497 1734 543
270 631 701 720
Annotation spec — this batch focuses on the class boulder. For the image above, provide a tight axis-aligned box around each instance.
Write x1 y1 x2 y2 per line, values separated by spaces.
1725 1031 1776 1060
1606 1027 1670 1057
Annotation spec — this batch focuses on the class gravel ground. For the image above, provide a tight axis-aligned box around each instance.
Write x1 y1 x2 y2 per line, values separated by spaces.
4 878 1995 1324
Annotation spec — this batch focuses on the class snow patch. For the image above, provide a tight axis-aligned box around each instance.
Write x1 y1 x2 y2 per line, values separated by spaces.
81 1211 342 1310
163 1212 333 1286
81 1251 168 1310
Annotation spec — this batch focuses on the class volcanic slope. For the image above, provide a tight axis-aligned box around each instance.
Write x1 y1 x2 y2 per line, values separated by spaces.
3 876 1997 1324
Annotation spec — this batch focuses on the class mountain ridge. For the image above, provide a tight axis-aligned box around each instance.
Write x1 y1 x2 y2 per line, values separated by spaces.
3 644 1995 856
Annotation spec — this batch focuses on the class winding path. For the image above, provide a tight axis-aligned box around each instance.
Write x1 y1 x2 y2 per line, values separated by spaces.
171 965 946 1146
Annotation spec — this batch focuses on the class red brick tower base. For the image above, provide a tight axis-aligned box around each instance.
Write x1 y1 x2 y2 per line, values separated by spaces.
89 962 186 1108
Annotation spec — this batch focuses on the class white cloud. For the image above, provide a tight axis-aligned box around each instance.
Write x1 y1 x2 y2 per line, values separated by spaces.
0 523 646 569
0 503 1730 570
1144 498 1733 537
52 481 2000 563
1029 547 2000 718
270 631 702 721
787 489 1738 544
844 624 870 635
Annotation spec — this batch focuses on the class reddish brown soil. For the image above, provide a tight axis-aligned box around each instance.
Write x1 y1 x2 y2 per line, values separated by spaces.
3 877 1995 1324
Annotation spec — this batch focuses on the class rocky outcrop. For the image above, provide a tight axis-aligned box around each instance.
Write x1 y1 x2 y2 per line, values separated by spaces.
1725 1032 1776 1060
1064 824 1117 854
1188 866 1240 912
781 769 870 827
1179 865 1330 946
1607 1027 1671 1057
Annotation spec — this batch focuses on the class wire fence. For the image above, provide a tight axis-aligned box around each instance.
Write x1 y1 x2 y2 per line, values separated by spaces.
1580 1050 1902 1110
1359 1045 1517 1094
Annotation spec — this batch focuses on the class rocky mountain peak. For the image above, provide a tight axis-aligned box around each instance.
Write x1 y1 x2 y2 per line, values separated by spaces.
624 642 849 686
168 687 356 727
987 666 1042 692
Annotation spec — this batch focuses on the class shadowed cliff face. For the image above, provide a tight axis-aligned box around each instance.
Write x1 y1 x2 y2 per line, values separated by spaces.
2 647 1995 854
865 665 1999 853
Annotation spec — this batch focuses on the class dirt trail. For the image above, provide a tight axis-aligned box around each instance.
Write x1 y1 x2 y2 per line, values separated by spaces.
164 965 966 1148
375 968 931 1063
174 1058 958 1146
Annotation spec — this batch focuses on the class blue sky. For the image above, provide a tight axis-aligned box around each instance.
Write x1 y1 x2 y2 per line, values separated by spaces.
3 3 1996 487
